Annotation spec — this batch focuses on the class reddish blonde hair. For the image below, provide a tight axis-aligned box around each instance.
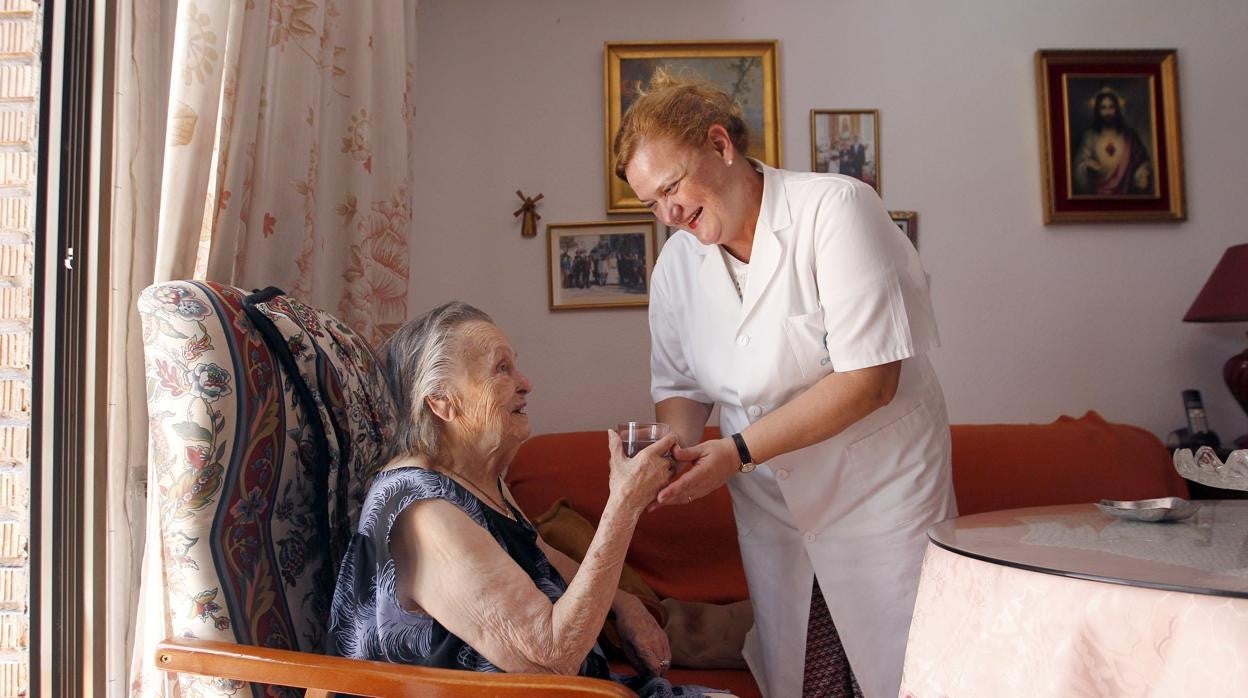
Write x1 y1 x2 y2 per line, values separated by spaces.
613 67 750 181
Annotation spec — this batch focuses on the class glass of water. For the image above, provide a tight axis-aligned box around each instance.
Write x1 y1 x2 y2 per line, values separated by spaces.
616 421 671 458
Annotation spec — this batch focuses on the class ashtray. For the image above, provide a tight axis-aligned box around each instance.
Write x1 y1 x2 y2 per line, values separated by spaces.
1173 447 1248 491
1096 497 1201 522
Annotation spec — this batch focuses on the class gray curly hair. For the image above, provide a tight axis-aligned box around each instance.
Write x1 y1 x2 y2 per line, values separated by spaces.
379 301 493 467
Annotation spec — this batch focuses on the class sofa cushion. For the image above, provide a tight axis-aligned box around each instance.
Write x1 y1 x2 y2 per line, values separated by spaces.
659 597 751 670
531 498 667 653
532 499 665 616
531 499 753 671
506 430 749 604
951 411 1189 515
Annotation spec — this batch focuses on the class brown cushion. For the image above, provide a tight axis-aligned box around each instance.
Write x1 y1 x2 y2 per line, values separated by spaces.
660 597 751 670
533 499 751 670
532 498 667 620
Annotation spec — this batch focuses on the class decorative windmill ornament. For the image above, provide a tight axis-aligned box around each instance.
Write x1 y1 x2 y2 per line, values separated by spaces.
514 190 544 238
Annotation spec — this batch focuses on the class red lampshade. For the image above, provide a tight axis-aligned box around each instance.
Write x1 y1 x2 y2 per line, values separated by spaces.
1183 243 1248 322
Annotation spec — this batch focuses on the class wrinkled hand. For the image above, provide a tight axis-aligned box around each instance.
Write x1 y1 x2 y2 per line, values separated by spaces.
614 593 671 677
653 437 739 508
606 429 679 511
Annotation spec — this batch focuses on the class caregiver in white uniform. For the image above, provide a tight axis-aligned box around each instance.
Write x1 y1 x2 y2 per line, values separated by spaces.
615 71 956 698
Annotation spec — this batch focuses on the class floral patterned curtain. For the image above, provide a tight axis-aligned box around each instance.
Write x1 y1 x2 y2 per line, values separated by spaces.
159 0 416 342
122 1 417 695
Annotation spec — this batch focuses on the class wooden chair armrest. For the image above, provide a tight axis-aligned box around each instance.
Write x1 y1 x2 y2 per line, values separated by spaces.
155 637 635 697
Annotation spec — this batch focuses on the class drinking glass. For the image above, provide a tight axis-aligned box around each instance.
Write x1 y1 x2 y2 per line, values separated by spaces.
616 421 670 458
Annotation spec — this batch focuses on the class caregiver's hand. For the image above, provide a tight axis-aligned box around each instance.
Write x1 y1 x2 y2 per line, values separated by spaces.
653 437 740 507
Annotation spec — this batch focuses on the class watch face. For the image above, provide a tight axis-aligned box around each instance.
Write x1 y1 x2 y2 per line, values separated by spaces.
739 461 757 474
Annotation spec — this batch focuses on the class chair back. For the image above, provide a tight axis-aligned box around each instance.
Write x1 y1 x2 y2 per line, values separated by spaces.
137 281 395 695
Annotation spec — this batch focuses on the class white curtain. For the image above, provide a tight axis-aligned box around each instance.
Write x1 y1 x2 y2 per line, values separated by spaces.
112 1 418 695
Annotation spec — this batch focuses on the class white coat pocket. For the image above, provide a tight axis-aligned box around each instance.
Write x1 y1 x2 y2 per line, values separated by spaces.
781 309 833 381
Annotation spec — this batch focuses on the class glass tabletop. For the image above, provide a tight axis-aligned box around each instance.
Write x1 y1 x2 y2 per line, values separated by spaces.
928 500 1248 598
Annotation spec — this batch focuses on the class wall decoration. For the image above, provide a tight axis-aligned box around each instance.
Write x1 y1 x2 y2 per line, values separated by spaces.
889 210 918 249
604 40 781 213
514 190 544 237
811 109 881 193
548 220 657 310
1035 49 1185 223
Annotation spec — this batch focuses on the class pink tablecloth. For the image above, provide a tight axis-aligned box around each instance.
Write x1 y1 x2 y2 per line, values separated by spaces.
900 542 1248 697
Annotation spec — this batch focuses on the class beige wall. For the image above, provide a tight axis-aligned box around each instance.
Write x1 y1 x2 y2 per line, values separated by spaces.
410 0 1248 442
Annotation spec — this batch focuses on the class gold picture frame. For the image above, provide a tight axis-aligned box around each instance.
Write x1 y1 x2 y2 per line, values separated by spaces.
1035 49 1185 223
547 220 657 310
604 40 781 213
811 109 881 193
889 210 918 250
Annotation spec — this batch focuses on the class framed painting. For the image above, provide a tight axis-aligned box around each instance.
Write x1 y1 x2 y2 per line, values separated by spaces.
1035 49 1185 223
811 109 881 193
889 210 918 250
604 40 781 212
548 220 657 310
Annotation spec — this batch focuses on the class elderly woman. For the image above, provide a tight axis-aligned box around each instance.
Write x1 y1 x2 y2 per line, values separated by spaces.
614 69 955 698
328 302 726 697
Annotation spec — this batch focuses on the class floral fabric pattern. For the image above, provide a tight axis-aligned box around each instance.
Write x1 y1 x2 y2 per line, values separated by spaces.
155 0 416 346
131 280 394 697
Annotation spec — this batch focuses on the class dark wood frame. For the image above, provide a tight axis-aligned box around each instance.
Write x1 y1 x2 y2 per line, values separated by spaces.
1035 49 1185 223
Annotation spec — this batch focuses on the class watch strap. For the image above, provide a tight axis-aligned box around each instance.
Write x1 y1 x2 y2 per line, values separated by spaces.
730 432 754 467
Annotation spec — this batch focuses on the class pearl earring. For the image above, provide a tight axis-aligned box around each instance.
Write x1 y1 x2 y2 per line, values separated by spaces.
726 159 733 167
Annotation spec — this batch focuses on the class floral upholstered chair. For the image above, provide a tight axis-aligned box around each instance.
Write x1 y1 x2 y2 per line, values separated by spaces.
133 281 631 697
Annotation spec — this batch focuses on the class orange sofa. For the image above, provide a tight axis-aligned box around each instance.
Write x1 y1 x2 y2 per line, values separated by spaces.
505 411 1189 697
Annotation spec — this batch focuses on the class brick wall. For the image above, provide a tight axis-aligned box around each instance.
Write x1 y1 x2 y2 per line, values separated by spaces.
0 1 36 695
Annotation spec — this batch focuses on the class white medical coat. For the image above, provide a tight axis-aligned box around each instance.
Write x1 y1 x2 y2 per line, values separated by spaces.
648 165 956 698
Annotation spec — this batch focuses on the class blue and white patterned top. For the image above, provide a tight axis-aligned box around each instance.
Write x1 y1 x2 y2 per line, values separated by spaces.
326 466 610 676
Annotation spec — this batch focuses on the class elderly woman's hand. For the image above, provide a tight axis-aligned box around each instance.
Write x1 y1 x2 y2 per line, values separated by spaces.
606 429 679 511
614 593 672 677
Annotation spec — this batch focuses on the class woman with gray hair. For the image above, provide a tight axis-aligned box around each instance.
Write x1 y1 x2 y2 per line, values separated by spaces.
327 302 728 697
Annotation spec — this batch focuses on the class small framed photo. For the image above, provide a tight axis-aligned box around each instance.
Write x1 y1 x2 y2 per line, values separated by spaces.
548 220 657 310
1035 49 1185 223
811 109 881 193
889 211 918 250
604 41 781 213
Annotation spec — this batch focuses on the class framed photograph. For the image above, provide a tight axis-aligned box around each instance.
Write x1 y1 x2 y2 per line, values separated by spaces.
811 109 881 193
604 40 781 212
1035 49 1185 223
548 220 657 310
889 210 918 250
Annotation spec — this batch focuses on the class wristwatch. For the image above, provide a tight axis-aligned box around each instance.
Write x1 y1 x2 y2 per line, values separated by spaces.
731 433 756 473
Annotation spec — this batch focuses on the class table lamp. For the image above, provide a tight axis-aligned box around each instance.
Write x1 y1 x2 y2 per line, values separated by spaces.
1183 243 1248 448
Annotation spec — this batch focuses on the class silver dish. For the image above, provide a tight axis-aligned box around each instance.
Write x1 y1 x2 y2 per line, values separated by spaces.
1096 497 1201 522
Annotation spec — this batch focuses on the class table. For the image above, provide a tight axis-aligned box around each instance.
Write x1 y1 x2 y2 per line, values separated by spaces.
899 501 1248 697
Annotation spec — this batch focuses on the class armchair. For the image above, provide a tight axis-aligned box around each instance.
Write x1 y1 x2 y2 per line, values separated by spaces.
133 281 631 697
